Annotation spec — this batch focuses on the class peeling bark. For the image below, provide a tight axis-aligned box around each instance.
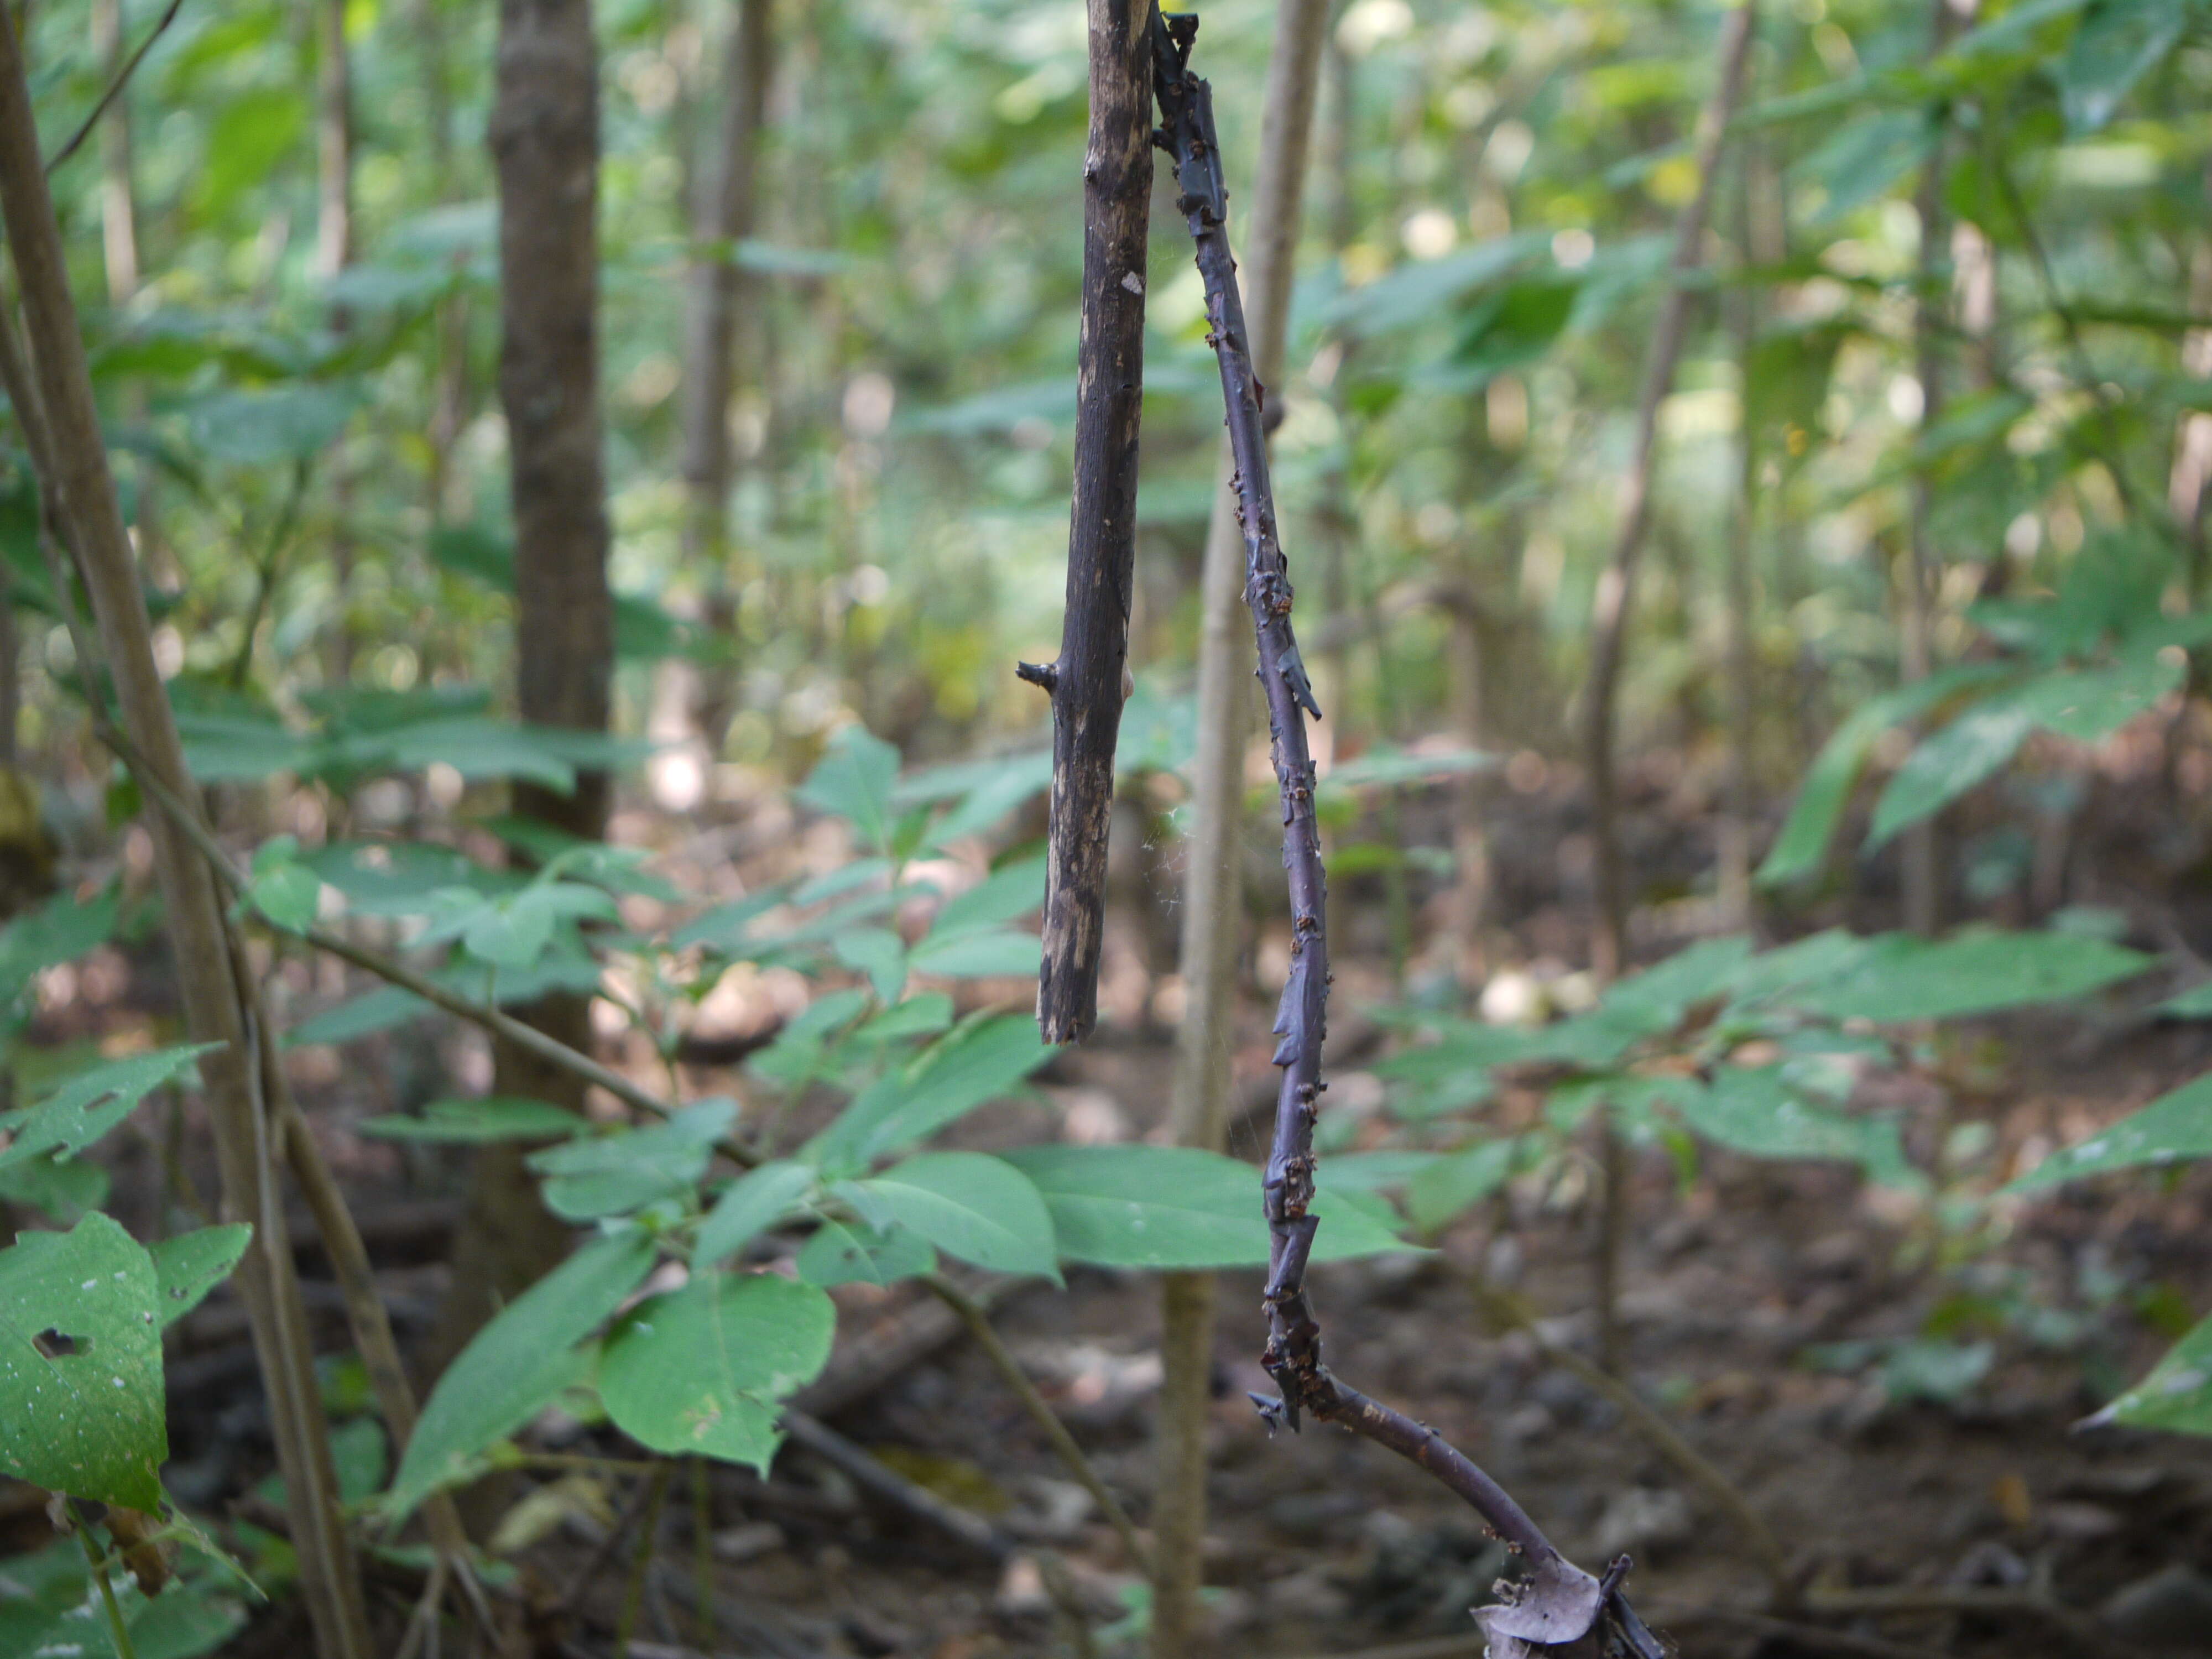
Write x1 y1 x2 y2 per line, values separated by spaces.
1035 0 1153 1046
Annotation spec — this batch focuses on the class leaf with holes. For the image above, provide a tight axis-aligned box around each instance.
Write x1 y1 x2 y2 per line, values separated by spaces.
0 1044 220 1173
149 1224 253 1327
600 1271 835 1470
0 1212 166 1508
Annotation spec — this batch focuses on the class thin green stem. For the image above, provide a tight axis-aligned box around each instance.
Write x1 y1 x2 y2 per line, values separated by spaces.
67 1500 137 1659
615 1463 671 1657
691 1458 716 1651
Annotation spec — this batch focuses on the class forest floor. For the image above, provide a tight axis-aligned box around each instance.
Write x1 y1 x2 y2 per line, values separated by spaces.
10 764 2212 1659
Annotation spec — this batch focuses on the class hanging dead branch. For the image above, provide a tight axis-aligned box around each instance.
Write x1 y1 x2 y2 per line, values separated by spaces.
1150 14 1660 1655
1035 0 1154 1045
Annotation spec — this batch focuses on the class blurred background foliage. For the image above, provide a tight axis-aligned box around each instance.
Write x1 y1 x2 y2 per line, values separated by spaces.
24 0 2205 832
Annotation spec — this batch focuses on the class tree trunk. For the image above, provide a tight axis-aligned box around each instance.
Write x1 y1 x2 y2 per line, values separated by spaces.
666 0 773 791
1900 0 1961 937
2171 166 2212 596
433 0 615 1374
680 0 771 581
1718 138 1762 930
1579 1 1756 1378
0 16 371 1655
316 0 357 688
1033 0 1154 1046
1582 0 1756 981
1153 1 1329 1652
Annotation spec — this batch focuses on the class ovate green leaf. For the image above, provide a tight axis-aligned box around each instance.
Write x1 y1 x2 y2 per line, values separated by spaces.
600 1271 834 1472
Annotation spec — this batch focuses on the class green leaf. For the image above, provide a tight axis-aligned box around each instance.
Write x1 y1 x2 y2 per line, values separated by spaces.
526 1099 736 1222
794 1218 935 1286
797 727 902 853
2011 652 2184 743
599 1271 835 1471
1790 928 2152 1023
0 1151 110 1224
0 1537 246 1659
810 1014 1052 1168
1866 698 2036 848
832 927 908 1002
358 1097 587 1144
192 87 308 222
0 882 121 1006
149 1224 253 1327
853 1152 1060 1280
246 838 324 931
2005 1073 2212 1192
1795 111 1933 223
1676 1067 1916 1187
0 1213 166 1509
386 1229 656 1521
1452 276 1579 383
929 857 1046 937
0 1044 220 1173
186 382 359 465
1759 666 2008 887
693 1160 818 1268
907 928 1042 978
1407 1138 1528 1234
2158 980 2212 1018
1869 653 2183 848
2060 0 2188 134
2086 1307 2212 1435
998 1145 1414 1269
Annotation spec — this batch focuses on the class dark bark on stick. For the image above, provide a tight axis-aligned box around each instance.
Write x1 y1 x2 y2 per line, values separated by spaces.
1583 0 1757 982
435 0 615 1374
1151 18 1656 1655
1154 0 1328 1647
0 17 372 1655
1035 0 1153 1046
